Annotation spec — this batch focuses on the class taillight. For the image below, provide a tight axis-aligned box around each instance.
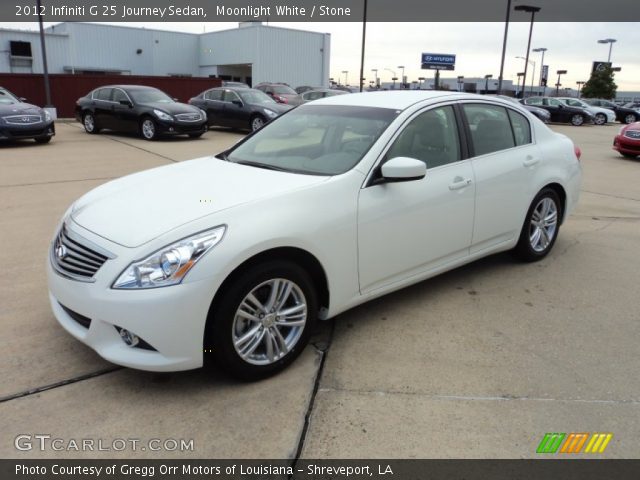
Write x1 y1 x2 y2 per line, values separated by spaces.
276 95 288 104
574 145 582 161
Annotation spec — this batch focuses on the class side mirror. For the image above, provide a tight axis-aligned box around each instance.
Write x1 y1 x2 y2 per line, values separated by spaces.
119 100 133 108
19 97 27 102
232 100 243 107
380 157 426 183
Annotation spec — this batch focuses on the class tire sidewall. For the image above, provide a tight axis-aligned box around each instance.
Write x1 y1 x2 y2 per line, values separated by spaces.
207 261 318 380
515 188 562 262
83 112 97 134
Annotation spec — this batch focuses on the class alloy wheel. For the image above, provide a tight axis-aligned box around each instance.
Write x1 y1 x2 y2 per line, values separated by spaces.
84 114 95 133
625 114 637 124
571 114 584 126
595 113 606 125
232 278 307 366
251 116 265 131
142 119 156 139
529 197 558 253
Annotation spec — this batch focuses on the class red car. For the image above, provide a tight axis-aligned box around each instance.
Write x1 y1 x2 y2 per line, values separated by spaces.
613 122 640 159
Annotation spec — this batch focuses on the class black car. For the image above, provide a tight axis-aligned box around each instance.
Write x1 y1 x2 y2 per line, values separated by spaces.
493 95 550 123
0 87 55 144
521 97 594 126
75 85 207 141
582 98 640 124
189 87 292 131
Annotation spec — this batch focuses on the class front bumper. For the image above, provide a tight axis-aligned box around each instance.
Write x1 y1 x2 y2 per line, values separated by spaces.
613 135 640 157
47 222 219 372
156 119 207 136
0 121 55 141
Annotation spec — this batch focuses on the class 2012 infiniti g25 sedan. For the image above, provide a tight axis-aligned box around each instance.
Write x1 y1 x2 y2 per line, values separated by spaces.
48 91 582 379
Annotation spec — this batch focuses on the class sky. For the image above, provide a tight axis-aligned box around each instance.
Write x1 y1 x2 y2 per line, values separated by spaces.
2 21 638 92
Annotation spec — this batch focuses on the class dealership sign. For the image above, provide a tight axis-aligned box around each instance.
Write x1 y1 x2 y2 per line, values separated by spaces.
592 61 612 73
421 53 456 71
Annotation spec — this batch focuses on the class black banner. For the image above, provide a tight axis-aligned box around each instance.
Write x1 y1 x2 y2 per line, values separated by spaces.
3 460 640 480
3 0 640 22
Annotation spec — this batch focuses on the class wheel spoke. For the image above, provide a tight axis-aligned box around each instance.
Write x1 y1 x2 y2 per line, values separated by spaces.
539 227 550 248
234 324 263 349
530 227 541 248
271 327 289 355
245 292 267 314
265 330 278 362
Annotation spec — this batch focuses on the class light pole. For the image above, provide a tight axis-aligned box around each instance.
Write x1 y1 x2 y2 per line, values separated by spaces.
555 70 567 97
576 81 585 98
516 56 536 95
598 38 617 62
532 47 547 96
514 4 541 99
418 77 425 90
397 65 405 88
384 68 396 89
497 0 513 94
457 75 464 92
342 70 349 87
359 0 368 92
371 69 378 88
484 74 493 94
36 0 52 108
517 72 525 97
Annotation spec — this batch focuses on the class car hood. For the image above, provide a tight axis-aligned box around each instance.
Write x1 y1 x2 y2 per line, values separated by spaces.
0 103 43 116
71 158 328 248
138 102 200 115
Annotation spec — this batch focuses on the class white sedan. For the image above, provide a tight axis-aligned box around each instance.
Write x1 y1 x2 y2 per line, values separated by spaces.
557 97 616 125
48 91 582 379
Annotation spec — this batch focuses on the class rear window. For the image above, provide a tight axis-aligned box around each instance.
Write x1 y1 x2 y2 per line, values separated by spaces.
463 104 516 156
272 85 296 95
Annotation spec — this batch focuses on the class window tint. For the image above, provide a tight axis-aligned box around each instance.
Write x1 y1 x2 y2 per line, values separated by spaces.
304 91 325 101
548 98 564 107
508 109 532 146
464 104 515 156
385 106 460 169
112 89 129 103
205 89 223 101
94 88 112 101
526 97 542 105
223 90 241 102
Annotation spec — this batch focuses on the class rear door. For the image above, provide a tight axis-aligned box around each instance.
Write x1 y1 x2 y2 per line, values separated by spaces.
203 89 225 126
111 88 137 133
92 88 113 129
461 103 539 252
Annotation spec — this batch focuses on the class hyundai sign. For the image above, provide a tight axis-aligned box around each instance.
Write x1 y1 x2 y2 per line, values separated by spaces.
421 53 456 71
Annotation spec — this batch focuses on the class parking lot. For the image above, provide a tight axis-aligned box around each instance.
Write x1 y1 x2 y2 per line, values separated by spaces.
0 120 639 459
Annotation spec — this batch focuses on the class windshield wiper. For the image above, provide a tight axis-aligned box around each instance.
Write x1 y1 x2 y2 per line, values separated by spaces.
232 160 290 172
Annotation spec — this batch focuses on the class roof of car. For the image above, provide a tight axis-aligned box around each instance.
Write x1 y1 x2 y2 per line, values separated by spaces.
94 85 160 90
313 90 497 110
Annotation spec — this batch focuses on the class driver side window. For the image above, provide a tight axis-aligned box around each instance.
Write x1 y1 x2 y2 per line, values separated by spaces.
385 106 461 169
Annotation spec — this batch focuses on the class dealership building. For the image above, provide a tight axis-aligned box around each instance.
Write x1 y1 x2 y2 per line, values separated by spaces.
0 22 331 87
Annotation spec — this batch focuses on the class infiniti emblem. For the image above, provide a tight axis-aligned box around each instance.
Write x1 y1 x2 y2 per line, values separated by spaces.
56 244 68 260
22 117 29 123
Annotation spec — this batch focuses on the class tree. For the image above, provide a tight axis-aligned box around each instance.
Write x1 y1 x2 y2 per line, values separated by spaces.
581 66 618 99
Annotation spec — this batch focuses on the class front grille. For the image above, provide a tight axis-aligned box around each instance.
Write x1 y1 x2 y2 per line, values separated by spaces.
4 115 42 125
624 130 640 140
51 225 111 281
60 303 92 329
175 113 202 122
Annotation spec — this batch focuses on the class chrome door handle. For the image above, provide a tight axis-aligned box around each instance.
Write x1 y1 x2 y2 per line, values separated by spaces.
449 177 472 190
523 156 540 167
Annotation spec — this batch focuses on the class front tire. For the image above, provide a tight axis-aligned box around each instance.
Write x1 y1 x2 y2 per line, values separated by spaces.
621 152 638 159
513 188 561 262
570 114 585 126
188 132 204 139
35 137 52 144
140 117 158 141
206 261 318 380
624 113 638 124
594 113 606 125
250 115 266 132
83 112 99 134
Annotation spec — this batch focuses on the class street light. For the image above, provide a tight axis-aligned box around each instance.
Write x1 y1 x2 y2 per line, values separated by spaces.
516 56 536 95
457 75 464 92
397 65 405 88
514 4 541 99
484 74 493 94
384 68 396 89
556 70 567 96
597 38 617 62
342 70 349 86
532 47 547 96
576 81 585 98
497 0 513 94
371 69 378 88
517 72 525 97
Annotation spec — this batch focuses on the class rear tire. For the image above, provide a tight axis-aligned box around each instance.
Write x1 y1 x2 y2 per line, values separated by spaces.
594 113 606 125
513 188 561 262
205 260 317 380
624 113 638 124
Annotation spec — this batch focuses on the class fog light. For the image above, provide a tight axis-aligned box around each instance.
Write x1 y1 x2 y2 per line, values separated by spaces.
119 328 139 347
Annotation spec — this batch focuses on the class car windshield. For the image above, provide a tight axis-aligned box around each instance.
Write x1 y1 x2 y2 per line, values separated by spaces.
272 85 297 95
238 90 276 105
0 88 19 105
129 89 174 104
226 104 398 176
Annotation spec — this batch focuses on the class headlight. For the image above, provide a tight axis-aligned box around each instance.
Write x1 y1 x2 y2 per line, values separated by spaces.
198 108 207 120
112 226 226 289
153 109 173 121
263 109 278 118
44 110 52 122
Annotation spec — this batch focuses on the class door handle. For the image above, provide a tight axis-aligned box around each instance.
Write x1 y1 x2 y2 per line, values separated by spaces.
449 177 472 191
523 156 540 167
